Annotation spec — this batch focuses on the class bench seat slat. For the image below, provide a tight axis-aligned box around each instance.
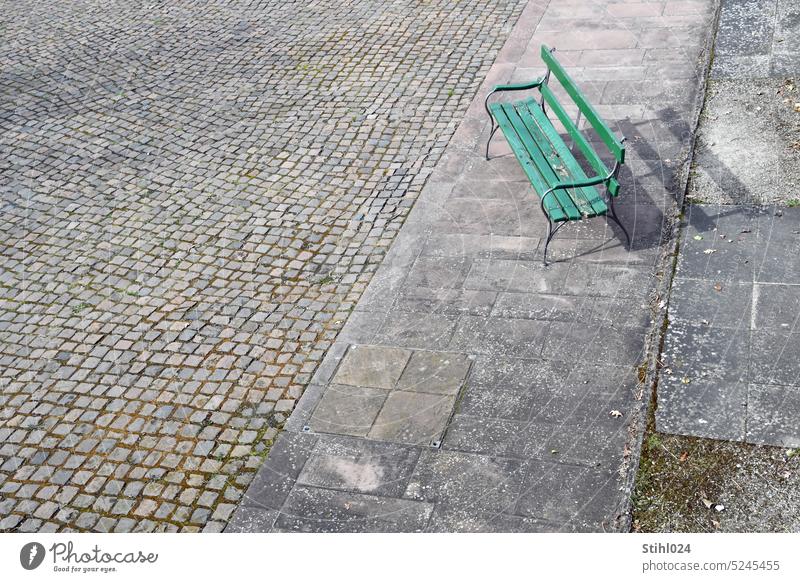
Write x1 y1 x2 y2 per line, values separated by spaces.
490 100 609 221
502 104 582 221
489 102 568 222
519 99 608 216
515 100 607 217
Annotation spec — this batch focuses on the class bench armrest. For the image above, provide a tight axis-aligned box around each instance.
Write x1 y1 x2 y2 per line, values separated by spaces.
550 175 608 191
490 78 544 92
539 174 613 217
485 77 545 122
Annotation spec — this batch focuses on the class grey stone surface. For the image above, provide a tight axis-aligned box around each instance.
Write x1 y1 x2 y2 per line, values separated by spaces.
751 283 800 330
746 384 800 447
668 278 753 328
310 384 387 437
331 345 411 390
711 0 800 78
660 207 800 445
296 437 420 497
405 449 526 514
657 376 749 440
515 461 620 526
274 486 433 533
368 391 456 445
227 0 718 532
395 351 472 395
750 330 800 387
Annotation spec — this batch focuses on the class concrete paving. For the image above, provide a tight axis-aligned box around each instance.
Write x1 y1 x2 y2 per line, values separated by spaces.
659 206 800 447
689 0 800 206
230 0 718 532
711 0 800 79
658 0 800 448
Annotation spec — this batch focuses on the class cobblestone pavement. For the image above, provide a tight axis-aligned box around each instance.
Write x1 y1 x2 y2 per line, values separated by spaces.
0 0 527 532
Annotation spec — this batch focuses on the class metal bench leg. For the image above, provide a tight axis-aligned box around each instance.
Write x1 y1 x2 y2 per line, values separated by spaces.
543 220 553 266
607 196 631 249
543 219 566 266
486 120 498 160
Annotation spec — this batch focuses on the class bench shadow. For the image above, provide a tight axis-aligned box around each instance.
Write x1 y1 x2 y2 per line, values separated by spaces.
618 106 764 237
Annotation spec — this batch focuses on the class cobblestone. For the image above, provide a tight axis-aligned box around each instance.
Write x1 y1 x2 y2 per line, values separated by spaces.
0 0 526 531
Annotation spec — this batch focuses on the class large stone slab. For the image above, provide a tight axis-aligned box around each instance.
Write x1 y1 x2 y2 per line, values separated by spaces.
295 436 421 497
310 384 388 437
660 208 800 445
332 345 412 390
368 391 456 445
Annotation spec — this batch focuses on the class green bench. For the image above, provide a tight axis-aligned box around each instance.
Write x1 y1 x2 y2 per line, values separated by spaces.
485 44 629 265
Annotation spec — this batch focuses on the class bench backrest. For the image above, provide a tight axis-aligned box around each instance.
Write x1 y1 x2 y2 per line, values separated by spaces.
540 45 625 195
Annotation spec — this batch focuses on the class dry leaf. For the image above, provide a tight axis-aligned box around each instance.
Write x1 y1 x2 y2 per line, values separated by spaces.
693 235 703 240
610 410 623 418
681 377 691 384
713 283 723 292
679 451 689 462
701 498 713 509
703 249 717 255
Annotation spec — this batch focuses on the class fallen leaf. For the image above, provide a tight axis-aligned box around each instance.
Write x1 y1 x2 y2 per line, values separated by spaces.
680 451 689 463
693 235 703 240
610 410 623 418
550 449 558 455
681 377 691 384
713 283 723 292
711 519 720 529
715 504 725 512
701 498 713 509
703 249 717 255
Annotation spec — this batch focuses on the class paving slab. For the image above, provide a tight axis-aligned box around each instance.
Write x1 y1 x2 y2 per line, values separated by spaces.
711 0 800 78
331 345 411 390
395 351 472 395
232 0 717 532
659 206 800 446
